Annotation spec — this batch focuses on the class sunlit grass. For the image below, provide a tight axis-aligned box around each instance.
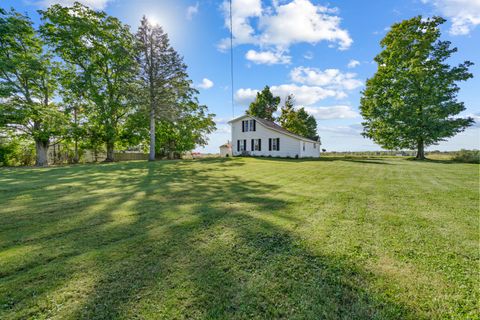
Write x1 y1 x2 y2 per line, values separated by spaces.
0 157 478 319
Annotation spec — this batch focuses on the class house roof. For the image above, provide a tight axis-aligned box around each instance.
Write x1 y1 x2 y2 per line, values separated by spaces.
228 114 319 143
219 143 231 148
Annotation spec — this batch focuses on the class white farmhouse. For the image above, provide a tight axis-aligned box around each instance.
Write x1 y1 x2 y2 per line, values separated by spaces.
229 115 321 158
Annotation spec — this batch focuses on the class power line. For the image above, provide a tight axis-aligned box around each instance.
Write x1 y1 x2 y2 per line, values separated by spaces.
229 0 234 118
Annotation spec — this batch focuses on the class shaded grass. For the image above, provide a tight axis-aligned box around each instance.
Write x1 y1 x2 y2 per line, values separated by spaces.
0 157 478 319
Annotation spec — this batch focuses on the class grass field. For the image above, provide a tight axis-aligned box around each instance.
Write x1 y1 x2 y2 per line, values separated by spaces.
0 157 478 319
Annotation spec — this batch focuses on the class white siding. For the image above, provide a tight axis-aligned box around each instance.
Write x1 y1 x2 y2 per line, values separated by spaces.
300 140 320 158
231 116 319 158
220 146 232 157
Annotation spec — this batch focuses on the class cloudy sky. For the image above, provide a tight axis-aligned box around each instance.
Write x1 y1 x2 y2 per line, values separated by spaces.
5 0 480 152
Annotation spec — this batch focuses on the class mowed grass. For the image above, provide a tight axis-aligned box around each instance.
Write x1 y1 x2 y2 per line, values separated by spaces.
0 157 478 319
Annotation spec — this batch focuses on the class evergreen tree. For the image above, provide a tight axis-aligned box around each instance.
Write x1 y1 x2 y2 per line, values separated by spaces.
246 85 280 121
279 95 318 140
135 16 190 161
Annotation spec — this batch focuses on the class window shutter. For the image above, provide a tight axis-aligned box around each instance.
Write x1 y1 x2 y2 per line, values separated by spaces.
269 138 272 151
253 120 256 131
251 139 254 151
242 121 245 132
243 140 247 151
237 140 240 152
258 139 261 151
277 138 280 151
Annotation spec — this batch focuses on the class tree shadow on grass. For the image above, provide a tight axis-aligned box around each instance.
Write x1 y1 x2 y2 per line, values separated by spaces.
250 156 394 165
0 160 418 319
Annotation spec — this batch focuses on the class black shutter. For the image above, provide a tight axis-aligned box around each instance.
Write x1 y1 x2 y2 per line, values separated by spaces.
259 139 261 151
242 121 245 132
277 138 280 151
243 140 247 151
251 139 254 151
269 138 272 151
237 140 240 152
253 120 256 131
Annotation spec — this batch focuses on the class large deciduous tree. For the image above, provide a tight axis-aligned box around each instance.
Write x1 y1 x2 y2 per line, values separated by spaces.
155 99 216 159
279 95 318 140
360 16 474 159
40 3 138 161
0 8 64 166
136 16 189 161
246 85 280 121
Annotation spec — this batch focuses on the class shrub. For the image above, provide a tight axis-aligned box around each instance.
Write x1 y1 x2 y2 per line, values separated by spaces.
0 138 35 166
452 149 480 164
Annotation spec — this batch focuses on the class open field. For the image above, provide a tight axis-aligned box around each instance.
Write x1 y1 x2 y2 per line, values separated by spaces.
0 157 478 319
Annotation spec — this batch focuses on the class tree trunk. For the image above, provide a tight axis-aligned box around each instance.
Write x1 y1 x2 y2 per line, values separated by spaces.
73 107 79 164
416 140 425 160
35 139 49 167
105 140 115 162
149 106 155 161
73 139 79 164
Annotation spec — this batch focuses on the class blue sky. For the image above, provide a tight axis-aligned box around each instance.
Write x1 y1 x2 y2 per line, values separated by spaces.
5 0 479 152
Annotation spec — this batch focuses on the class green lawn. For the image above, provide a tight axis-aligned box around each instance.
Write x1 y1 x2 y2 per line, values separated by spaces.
0 157 478 319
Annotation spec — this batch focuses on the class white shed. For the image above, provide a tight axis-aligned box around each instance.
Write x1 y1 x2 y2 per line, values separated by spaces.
219 143 232 157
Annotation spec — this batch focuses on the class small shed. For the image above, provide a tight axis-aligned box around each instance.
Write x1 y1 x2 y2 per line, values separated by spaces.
219 142 232 157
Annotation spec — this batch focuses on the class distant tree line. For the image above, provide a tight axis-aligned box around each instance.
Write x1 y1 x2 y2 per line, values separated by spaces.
0 3 215 166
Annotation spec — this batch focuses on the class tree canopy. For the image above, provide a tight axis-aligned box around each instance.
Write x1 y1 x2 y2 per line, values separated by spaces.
246 86 280 121
0 4 216 166
279 95 318 141
360 16 474 159
0 8 64 166
40 2 139 161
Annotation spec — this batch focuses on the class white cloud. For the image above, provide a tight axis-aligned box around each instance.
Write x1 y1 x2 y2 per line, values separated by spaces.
317 124 363 136
347 59 360 68
235 88 259 105
235 66 362 107
220 0 352 53
304 105 359 119
290 67 363 91
303 51 314 60
186 2 199 20
198 78 214 89
39 0 111 9
235 84 344 106
422 0 480 35
245 49 291 65
218 0 262 50
469 112 480 127
215 123 231 134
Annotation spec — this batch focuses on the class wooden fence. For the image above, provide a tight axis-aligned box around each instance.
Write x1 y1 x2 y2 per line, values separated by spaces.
114 153 149 161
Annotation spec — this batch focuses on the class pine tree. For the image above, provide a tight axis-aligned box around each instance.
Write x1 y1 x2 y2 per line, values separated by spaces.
246 86 280 121
135 16 190 161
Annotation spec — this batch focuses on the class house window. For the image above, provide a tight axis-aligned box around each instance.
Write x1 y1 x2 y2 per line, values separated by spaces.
269 138 280 151
237 139 247 152
242 119 256 132
251 139 261 151
313 143 316 149
303 142 305 151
